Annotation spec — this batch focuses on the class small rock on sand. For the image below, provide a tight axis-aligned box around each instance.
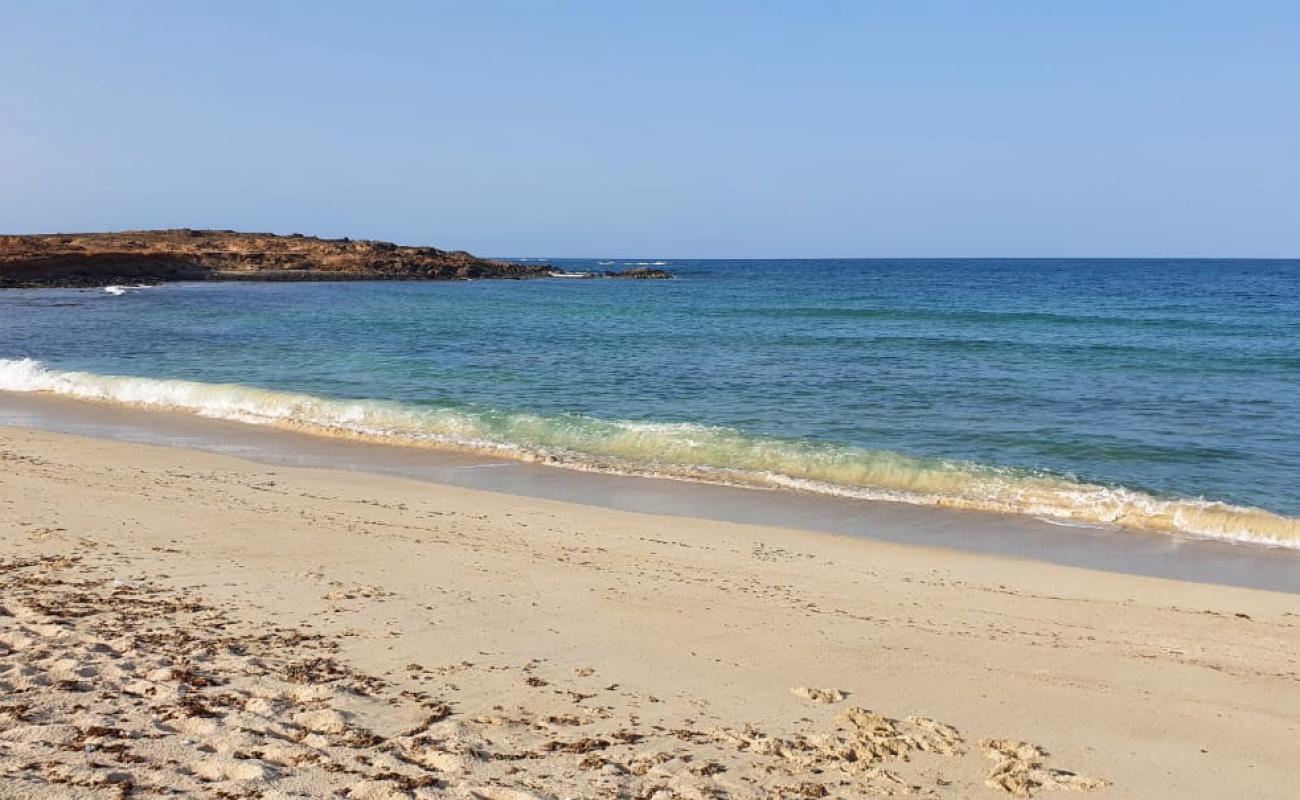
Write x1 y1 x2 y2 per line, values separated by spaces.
790 686 847 704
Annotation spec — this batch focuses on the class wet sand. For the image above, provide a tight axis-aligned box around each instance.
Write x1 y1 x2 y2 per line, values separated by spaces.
3 391 1299 594
2 422 1299 798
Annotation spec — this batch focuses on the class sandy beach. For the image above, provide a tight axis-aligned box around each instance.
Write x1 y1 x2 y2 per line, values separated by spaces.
8 2 1300 797
0 424 1296 799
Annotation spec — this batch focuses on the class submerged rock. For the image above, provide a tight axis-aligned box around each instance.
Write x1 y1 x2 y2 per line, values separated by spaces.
607 267 672 279
545 267 673 280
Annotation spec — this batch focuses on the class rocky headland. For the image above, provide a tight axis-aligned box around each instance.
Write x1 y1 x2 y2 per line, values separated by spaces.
0 229 672 288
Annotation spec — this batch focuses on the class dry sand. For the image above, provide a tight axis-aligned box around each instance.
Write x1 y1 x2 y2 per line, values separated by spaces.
1 425 1297 799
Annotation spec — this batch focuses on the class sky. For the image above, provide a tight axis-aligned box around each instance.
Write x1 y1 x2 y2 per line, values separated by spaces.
2 1 1298 258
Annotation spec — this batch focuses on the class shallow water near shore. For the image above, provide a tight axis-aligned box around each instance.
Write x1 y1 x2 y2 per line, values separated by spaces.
1 259 1298 548
3 392 1298 594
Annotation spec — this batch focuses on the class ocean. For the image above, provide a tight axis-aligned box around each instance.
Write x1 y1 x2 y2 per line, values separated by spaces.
1 258 1297 547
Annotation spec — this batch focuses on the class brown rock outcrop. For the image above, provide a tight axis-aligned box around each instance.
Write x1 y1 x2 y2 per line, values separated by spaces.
0 229 670 288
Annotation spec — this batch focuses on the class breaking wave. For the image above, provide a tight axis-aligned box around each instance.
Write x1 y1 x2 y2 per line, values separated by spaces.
103 284 153 296
2 357 1296 549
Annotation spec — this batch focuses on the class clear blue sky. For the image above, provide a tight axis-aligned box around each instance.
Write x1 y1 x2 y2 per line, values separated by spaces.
2 1 1297 257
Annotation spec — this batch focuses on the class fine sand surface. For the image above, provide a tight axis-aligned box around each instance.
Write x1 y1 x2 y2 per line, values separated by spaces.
1 426 1297 799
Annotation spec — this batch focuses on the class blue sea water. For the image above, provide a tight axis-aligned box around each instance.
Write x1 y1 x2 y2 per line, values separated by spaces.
1 259 1298 544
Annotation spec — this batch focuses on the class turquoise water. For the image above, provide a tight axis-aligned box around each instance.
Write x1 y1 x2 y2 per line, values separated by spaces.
1 259 1298 545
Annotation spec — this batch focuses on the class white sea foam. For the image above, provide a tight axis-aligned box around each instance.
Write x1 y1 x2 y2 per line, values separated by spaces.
102 285 153 296
2 357 1296 549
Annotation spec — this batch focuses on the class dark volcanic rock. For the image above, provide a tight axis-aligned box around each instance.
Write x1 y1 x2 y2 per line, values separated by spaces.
545 267 674 280
0 229 558 288
606 267 673 279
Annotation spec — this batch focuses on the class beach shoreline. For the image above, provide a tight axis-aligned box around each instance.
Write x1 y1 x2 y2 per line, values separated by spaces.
4 389 1299 594
2 422 1298 798
3 355 1295 553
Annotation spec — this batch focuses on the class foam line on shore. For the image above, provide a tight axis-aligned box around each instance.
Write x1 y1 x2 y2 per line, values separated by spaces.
2 357 1296 548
